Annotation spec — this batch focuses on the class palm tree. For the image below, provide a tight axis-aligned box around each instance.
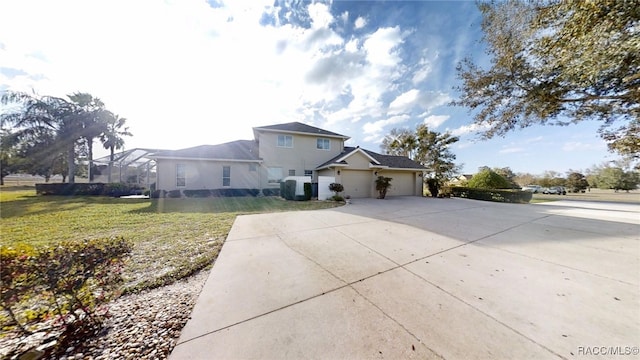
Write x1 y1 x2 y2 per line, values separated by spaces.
99 112 132 182
1 91 82 182
381 128 418 158
68 93 108 181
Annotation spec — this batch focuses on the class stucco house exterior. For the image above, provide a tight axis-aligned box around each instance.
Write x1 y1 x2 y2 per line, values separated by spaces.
152 122 425 198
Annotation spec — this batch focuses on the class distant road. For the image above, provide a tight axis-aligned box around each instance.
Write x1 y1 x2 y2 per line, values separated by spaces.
533 188 640 204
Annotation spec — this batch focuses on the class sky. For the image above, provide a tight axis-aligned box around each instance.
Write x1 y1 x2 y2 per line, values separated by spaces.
0 0 621 176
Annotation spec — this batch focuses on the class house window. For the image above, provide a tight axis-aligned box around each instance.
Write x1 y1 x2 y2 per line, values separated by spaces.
267 167 282 183
249 163 257 172
317 138 330 150
304 170 313 177
176 164 186 187
222 166 230 187
277 135 293 148
288 169 295 176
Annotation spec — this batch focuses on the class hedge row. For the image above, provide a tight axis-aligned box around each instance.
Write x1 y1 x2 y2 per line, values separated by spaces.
150 188 282 198
1 237 132 355
35 183 144 197
450 187 532 203
279 181 312 201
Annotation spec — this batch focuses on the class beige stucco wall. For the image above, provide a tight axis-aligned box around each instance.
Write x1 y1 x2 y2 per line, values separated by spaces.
342 151 373 169
257 131 344 188
156 159 260 191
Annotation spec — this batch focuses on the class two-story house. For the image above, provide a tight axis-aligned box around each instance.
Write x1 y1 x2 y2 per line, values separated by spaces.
152 122 425 198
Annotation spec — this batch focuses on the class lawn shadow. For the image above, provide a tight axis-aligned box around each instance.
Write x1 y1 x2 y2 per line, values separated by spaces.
129 197 341 214
0 193 148 219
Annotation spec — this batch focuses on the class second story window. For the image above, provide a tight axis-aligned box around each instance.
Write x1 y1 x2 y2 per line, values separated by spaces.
317 138 330 150
277 135 293 148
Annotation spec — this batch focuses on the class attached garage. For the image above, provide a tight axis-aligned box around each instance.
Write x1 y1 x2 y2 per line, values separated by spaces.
383 171 418 196
316 146 425 199
341 170 372 198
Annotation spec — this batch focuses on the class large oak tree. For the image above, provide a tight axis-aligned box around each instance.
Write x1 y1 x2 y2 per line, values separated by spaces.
453 0 639 162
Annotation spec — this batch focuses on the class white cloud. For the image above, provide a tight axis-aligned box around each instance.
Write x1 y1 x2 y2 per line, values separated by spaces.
448 123 491 137
562 141 605 152
355 16 367 29
387 90 450 116
422 114 450 128
363 26 403 67
524 136 544 144
388 89 419 115
412 57 433 84
363 114 410 135
340 11 349 25
499 147 525 154
308 2 334 28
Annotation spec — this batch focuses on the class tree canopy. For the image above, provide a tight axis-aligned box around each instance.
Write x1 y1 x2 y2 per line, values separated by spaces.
453 0 639 162
1 90 131 183
381 124 460 194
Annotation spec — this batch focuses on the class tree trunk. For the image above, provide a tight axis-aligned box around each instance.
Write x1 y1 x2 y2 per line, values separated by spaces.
88 138 94 182
107 146 114 183
67 144 75 183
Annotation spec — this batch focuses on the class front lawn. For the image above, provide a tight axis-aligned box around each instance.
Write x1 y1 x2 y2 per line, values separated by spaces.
0 188 342 292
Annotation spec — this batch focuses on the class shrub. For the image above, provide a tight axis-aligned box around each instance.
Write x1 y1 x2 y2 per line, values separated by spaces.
262 188 280 197
167 189 182 198
34 183 144 197
375 176 392 199
183 189 212 197
426 178 439 198
211 188 260 197
1 237 132 354
450 187 532 203
329 183 344 193
284 180 296 200
331 195 344 202
150 190 166 198
467 169 511 189
303 182 312 200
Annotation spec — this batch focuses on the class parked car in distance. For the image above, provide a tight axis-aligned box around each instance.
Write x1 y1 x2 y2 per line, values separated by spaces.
521 185 542 193
543 186 566 195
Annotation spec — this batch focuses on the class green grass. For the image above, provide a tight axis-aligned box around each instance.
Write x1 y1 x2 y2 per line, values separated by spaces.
0 188 342 292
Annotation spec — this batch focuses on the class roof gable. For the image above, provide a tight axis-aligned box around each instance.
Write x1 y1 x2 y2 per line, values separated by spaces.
152 140 260 161
316 146 425 170
253 122 349 139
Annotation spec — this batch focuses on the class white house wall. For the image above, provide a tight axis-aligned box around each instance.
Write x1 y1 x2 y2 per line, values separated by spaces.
157 159 260 191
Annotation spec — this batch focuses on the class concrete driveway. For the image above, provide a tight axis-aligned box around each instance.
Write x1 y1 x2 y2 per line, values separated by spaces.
170 197 640 359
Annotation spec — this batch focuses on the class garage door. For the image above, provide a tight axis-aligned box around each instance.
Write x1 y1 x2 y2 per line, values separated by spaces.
341 170 372 198
385 172 416 196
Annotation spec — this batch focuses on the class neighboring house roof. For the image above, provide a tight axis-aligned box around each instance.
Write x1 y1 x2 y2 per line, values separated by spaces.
316 146 425 170
151 140 261 161
253 122 350 140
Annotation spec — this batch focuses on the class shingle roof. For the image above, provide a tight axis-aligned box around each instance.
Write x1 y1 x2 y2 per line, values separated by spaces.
253 122 349 139
316 146 425 170
152 140 260 161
